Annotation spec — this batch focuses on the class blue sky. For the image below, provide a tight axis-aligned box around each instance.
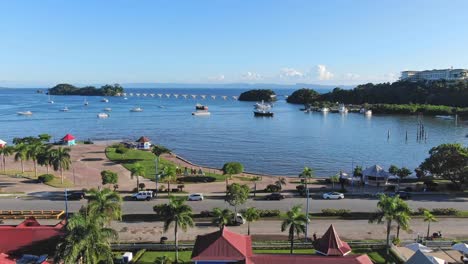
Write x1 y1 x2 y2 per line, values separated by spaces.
1 0 468 87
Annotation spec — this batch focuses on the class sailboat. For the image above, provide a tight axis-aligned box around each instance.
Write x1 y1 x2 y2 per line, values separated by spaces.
84 98 89 106
48 92 54 104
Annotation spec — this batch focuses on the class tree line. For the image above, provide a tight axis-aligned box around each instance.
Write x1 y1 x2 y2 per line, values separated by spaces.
49 83 124 96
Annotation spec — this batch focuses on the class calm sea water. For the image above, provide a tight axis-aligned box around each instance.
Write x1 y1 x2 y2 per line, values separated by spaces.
0 88 467 177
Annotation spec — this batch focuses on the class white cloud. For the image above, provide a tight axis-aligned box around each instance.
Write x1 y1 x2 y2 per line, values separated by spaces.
241 71 262 81
317 65 334 80
280 68 304 79
208 74 225 81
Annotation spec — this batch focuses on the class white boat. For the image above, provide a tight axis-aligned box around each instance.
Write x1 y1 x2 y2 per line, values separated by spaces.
101 98 109 103
365 110 372 116
124 97 128 100
17 111 33 116
103 107 112 112
84 98 89 106
359 108 366 114
130 107 143 112
192 110 211 116
48 93 54 104
97 113 109 118
195 103 208 110
338 104 348 113
321 107 330 113
60 107 69 112
254 100 272 110
435 115 454 120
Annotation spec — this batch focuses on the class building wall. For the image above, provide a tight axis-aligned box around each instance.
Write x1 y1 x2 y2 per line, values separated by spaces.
401 69 468 81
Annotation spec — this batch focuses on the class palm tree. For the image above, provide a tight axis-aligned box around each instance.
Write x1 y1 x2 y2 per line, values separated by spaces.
152 145 171 196
330 175 339 190
211 207 232 230
37 144 53 174
14 143 29 173
162 166 177 196
299 167 314 194
369 194 411 258
154 196 194 263
54 210 118 264
130 163 145 191
275 177 287 191
155 255 172 264
26 142 43 177
244 207 260 235
50 147 71 184
87 188 122 224
281 205 308 254
0 145 14 173
423 210 437 239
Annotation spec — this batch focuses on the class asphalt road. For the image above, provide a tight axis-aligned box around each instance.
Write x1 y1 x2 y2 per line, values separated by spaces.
1 195 467 214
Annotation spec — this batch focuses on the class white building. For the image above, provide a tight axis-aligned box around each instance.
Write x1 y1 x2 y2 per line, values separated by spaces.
400 68 468 81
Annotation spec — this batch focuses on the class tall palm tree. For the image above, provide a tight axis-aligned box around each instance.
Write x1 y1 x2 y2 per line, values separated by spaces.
299 167 314 193
37 144 53 174
87 188 122 224
330 175 339 190
154 196 194 263
423 210 437 239
50 147 72 184
26 142 43 177
162 166 177 196
14 143 29 173
281 205 308 254
0 145 14 173
369 194 411 258
244 207 260 235
130 163 145 191
54 210 118 264
152 145 171 196
275 177 287 191
211 207 232 230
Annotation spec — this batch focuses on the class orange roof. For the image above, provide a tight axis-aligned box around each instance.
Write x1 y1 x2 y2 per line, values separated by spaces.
136 136 151 143
314 224 352 256
61 134 75 141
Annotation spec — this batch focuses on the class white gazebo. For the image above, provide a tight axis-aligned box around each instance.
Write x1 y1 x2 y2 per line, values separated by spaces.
362 165 390 186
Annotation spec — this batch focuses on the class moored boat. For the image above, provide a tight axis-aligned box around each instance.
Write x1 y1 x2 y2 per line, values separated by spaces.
195 103 208 110
338 104 348 113
97 113 109 118
101 98 109 103
254 110 274 117
103 107 112 112
130 107 143 112
60 107 69 112
321 107 330 113
17 111 33 116
192 110 211 116
365 110 372 116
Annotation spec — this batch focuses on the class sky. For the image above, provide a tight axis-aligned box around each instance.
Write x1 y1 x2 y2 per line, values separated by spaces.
1 0 468 87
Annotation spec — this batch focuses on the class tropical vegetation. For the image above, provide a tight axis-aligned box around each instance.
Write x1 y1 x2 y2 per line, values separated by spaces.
211 207 233 229
238 89 276 102
49 83 124 96
244 207 260 235
281 205 308 254
225 183 250 215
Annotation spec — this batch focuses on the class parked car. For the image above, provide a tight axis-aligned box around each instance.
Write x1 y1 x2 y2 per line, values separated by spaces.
131 191 153 201
229 213 246 226
265 193 285 200
390 191 411 200
322 192 344 200
66 191 86 200
188 193 204 201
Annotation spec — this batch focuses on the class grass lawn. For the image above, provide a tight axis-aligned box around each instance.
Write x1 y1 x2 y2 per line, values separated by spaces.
135 250 192 264
3 170 74 188
253 248 315 254
106 147 231 182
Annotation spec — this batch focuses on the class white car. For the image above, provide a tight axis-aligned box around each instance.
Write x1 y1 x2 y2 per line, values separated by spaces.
323 192 344 200
188 193 204 201
131 191 153 201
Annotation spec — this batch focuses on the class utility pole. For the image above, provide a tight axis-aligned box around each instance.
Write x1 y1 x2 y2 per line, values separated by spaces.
155 158 159 198
305 184 310 242
64 189 69 220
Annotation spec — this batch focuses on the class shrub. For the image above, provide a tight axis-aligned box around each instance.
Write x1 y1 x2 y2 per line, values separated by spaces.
240 209 280 217
392 237 401 246
179 176 216 183
139 183 146 190
115 144 129 154
200 210 214 217
415 207 428 215
222 162 244 175
265 184 281 193
431 208 459 216
321 208 351 217
38 174 55 183
101 170 118 185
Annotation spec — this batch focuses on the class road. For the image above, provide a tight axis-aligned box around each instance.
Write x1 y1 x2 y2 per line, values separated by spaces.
1 195 468 214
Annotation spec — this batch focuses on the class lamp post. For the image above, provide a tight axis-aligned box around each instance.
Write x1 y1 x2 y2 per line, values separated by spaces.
64 189 69 220
155 158 159 198
305 186 310 242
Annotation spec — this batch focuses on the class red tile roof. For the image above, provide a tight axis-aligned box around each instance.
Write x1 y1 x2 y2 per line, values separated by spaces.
191 227 252 261
136 136 151 143
61 134 75 141
250 254 373 264
0 217 65 255
0 253 15 264
314 224 352 256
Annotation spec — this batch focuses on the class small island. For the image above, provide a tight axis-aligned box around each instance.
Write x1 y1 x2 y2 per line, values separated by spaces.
286 88 320 105
238 89 276 102
49 83 124 96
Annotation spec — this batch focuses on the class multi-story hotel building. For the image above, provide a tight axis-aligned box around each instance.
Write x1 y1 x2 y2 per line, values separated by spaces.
401 68 468 81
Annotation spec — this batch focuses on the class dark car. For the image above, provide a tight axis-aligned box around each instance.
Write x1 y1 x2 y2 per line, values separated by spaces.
390 191 411 200
66 191 86 200
265 193 285 200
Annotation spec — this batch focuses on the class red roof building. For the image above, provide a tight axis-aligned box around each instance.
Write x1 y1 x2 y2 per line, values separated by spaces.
314 224 352 256
61 133 76 146
0 217 66 255
191 227 372 264
136 136 151 150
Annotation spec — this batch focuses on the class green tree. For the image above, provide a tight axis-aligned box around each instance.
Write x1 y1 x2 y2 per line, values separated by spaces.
244 207 260 235
299 167 314 194
152 145 171 195
101 170 118 187
369 194 412 259
162 165 177 196
14 143 29 173
130 163 145 191
388 165 399 176
420 143 468 189
26 142 43 177
87 188 122 223
54 210 117 264
397 167 412 179
226 183 250 216
330 175 339 190
153 196 194 263
222 162 244 175
38 133 52 143
275 177 287 191
211 207 233 230
423 210 437 239
50 147 72 184
0 145 14 173
37 144 53 174
281 205 308 254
